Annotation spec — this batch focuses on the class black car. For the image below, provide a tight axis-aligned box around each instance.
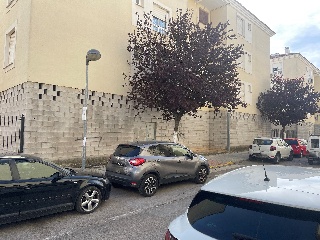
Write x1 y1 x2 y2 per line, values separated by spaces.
0 154 111 225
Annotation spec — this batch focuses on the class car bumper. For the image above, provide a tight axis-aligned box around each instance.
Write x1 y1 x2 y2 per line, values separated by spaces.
251 153 275 160
105 171 140 188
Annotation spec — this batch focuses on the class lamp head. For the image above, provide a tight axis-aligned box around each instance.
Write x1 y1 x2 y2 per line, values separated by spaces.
86 49 101 64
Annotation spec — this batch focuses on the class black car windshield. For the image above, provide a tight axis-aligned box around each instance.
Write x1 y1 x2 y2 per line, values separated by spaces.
113 145 141 157
187 191 320 240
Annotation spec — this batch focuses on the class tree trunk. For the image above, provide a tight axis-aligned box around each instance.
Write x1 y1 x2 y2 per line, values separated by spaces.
173 115 182 143
280 125 286 139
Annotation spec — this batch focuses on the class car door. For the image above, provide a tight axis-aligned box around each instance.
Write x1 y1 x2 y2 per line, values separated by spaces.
150 144 180 183
15 159 77 218
0 159 22 224
170 144 198 179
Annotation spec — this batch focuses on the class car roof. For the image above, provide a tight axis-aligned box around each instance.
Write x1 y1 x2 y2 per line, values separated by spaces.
120 140 174 147
0 153 43 161
201 165 320 212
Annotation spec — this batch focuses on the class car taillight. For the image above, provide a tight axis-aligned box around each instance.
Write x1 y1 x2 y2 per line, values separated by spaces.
165 229 177 240
270 146 276 151
249 145 252 149
129 158 146 166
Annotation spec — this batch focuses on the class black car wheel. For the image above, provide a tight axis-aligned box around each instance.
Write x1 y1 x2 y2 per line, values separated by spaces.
308 159 314 165
249 155 255 161
76 186 101 213
139 174 159 197
195 166 208 184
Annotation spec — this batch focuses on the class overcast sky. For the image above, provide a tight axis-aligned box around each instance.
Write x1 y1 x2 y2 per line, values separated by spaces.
236 0 320 69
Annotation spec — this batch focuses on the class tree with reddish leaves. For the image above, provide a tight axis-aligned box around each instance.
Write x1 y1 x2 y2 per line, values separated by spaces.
257 76 320 138
125 9 246 142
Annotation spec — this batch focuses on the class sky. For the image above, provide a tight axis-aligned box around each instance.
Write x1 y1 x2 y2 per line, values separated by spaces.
236 0 320 69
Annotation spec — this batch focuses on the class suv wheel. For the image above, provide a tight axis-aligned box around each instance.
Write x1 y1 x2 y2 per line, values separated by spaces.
308 159 314 165
76 186 101 213
194 166 208 184
274 153 281 164
287 151 294 161
249 155 255 161
139 174 158 197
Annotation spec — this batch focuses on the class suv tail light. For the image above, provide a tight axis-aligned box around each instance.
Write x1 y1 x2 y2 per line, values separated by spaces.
249 145 252 149
129 158 146 166
165 229 177 240
270 146 276 151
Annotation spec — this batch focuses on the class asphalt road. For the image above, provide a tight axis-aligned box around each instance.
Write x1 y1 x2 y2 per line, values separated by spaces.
0 156 318 240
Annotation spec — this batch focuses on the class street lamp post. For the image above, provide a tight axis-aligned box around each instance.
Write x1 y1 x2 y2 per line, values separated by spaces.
82 49 101 170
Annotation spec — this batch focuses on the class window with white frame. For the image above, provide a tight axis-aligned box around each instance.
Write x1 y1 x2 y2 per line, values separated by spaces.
237 53 245 69
199 8 209 25
153 3 169 34
237 15 245 36
4 23 17 68
239 81 253 105
245 52 252 74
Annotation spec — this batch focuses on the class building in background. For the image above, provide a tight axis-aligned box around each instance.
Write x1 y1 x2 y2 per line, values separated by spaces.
0 0 274 160
270 47 320 139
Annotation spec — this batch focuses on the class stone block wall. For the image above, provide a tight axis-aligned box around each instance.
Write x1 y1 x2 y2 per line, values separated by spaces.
1 81 272 161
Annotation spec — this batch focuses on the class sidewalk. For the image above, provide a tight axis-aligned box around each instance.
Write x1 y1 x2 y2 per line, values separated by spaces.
203 151 248 169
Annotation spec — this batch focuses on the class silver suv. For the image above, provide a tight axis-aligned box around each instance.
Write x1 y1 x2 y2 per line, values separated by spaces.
249 137 293 163
105 141 209 197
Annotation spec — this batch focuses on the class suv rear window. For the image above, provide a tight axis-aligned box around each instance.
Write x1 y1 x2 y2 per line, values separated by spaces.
285 139 299 145
253 139 273 145
187 191 320 240
311 139 320 148
113 145 141 157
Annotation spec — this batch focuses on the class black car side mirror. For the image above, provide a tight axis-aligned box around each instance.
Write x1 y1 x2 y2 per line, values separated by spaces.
51 172 62 183
185 153 193 160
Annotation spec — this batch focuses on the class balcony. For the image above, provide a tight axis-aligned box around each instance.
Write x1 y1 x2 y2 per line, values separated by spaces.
195 0 227 11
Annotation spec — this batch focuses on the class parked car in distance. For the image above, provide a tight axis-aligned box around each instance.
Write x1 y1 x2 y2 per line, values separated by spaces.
249 137 293 163
105 141 209 197
307 135 320 165
166 165 320 240
0 154 111 226
284 138 307 158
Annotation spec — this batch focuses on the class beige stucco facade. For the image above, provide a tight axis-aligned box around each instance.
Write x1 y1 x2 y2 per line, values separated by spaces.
0 0 275 159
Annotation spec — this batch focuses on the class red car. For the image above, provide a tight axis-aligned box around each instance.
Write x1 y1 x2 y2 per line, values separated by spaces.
284 138 307 158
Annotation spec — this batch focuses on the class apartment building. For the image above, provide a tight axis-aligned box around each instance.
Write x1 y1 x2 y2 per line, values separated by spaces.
270 47 320 139
0 0 274 160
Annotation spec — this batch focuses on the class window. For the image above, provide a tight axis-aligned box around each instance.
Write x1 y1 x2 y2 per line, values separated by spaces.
153 17 166 34
188 191 320 240
247 54 252 63
237 15 245 36
4 22 17 69
199 8 209 25
153 3 170 34
248 23 252 31
16 160 59 179
113 144 141 157
0 161 12 181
